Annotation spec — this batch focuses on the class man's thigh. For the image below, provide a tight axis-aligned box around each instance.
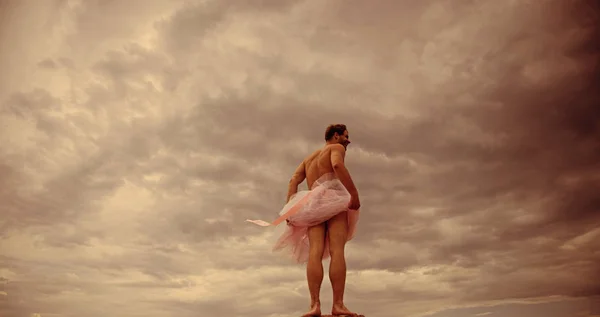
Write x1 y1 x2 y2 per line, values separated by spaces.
326 210 348 249
307 222 327 250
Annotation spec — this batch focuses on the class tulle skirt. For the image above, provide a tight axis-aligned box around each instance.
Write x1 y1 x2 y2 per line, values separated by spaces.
246 173 360 264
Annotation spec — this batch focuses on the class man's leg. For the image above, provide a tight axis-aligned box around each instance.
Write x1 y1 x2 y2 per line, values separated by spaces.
327 211 358 316
303 222 326 317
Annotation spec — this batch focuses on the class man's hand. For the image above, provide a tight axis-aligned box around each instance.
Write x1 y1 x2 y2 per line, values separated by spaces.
348 194 361 210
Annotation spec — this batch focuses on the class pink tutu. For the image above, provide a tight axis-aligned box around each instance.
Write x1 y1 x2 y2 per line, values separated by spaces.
246 173 360 264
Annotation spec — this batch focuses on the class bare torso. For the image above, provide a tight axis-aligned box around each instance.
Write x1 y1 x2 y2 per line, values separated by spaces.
303 144 338 189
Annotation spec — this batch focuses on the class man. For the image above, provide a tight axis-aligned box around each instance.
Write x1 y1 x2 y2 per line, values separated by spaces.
247 124 362 317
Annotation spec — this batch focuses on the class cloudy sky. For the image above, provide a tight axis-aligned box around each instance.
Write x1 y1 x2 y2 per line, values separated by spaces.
0 0 599 316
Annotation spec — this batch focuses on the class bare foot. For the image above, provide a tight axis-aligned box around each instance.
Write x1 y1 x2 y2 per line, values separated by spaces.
332 303 362 316
301 301 321 317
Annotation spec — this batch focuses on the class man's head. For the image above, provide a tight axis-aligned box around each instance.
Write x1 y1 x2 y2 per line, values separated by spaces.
324 124 351 149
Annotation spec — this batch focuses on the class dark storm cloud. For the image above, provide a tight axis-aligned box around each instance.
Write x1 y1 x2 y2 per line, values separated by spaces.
0 144 125 236
160 0 301 36
98 0 600 302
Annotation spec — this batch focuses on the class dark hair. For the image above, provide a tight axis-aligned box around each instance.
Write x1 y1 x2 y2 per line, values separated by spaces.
324 124 347 141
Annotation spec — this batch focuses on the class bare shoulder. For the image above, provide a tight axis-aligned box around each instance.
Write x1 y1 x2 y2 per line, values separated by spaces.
329 143 345 151
310 148 322 158
302 149 321 163
329 144 346 165
329 143 346 154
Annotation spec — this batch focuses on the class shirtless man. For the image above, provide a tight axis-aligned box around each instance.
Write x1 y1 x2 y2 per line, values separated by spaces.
286 124 362 317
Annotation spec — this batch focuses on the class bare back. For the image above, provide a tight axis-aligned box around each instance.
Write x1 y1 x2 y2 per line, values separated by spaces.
303 144 339 189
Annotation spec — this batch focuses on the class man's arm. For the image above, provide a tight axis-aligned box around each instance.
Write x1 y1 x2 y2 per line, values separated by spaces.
330 144 358 196
286 161 306 202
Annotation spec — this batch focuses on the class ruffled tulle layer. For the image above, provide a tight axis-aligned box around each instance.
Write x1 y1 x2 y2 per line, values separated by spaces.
246 173 360 264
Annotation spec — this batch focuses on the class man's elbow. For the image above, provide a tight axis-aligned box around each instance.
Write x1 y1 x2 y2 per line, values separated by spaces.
289 177 302 186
